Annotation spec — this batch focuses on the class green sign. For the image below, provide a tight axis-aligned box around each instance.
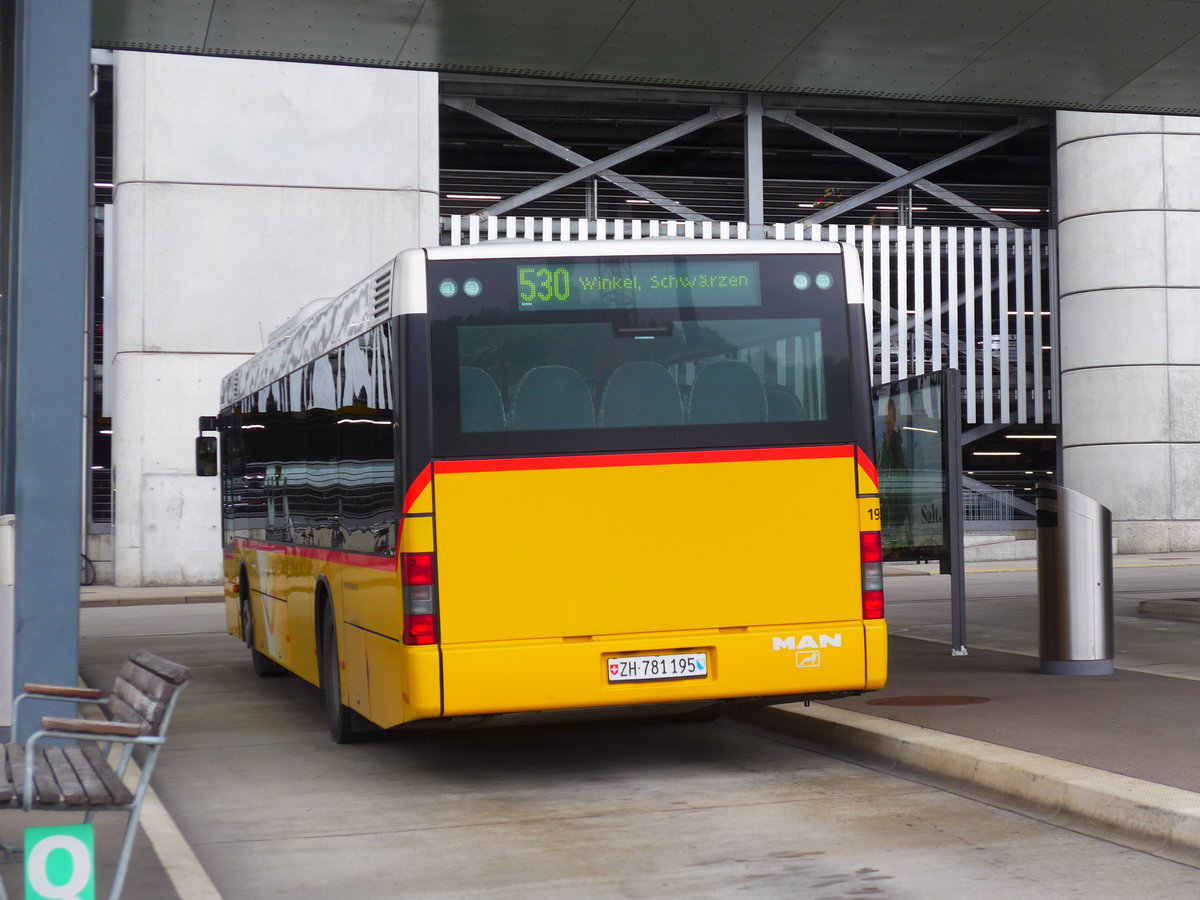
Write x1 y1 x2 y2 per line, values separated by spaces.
515 259 763 310
25 824 95 900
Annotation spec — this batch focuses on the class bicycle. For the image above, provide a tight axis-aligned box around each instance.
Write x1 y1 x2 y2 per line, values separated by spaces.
80 552 97 586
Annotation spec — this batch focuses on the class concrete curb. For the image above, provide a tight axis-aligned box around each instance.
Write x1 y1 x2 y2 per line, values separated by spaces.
79 589 223 608
742 703 1200 866
79 594 223 608
1138 599 1200 622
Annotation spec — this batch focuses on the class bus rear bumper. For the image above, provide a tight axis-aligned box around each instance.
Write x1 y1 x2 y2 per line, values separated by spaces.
438 620 887 719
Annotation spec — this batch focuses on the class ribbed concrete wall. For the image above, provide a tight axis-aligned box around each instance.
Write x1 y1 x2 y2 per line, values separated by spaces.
1057 112 1200 552
112 53 439 585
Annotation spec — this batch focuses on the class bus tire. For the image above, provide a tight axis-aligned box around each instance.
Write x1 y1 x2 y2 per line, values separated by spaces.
320 610 376 744
241 577 284 678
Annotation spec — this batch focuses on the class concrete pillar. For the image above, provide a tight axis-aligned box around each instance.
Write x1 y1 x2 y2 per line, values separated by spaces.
3 0 91 738
112 53 438 585
1056 112 1200 552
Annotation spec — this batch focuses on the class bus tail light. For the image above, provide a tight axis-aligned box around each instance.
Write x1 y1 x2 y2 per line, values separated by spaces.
860 531 885 620
402 552 438 645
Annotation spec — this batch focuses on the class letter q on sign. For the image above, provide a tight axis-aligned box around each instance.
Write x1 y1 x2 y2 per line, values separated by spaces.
25 824 95 900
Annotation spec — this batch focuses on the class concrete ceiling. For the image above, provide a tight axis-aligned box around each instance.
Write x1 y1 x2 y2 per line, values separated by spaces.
93 0 1200 115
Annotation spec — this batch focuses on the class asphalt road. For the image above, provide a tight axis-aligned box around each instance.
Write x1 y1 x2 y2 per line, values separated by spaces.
53 602 1200 899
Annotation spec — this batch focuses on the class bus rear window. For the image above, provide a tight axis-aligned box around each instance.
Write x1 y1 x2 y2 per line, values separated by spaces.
429 253 855 457
457 318 826 431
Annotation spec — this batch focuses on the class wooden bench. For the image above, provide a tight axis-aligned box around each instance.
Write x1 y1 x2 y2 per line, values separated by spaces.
1 650 192 900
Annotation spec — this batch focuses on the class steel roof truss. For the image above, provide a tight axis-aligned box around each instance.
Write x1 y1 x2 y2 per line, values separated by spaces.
461 104 740 219
441 97 709 221
769 110 1047 227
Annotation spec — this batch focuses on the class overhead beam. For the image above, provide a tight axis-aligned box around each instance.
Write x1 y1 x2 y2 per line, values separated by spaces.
961 422 1011 444
442 98 709 221
768 111 1047 227
440 78 1052 119
477 107 740 219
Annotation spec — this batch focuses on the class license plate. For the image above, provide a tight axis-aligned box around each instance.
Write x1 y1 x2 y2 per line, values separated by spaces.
607 652 708 683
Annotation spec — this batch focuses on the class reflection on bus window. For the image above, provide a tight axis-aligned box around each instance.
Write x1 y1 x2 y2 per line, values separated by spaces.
456 319 827 433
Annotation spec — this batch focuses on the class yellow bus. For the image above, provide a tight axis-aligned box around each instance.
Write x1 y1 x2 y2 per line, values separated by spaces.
206 239 885 741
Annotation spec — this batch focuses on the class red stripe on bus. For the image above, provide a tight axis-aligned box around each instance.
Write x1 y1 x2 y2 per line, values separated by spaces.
402 464 432 514
856 446 879 488
233 539 397 572
435 445 856 475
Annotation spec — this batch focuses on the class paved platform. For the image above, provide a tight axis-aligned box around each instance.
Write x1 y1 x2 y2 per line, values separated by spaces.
743 549 1200 866
5 551 1200 896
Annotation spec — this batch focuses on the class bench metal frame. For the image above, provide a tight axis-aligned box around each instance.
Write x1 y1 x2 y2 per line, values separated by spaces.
1 650 191 900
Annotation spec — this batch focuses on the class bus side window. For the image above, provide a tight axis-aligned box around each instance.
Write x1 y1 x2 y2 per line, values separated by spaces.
218 419 243 540
334 324 397 554
304 355 340 549
222 424 245 477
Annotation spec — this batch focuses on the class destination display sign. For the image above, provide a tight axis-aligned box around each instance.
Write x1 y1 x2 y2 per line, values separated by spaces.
515 259 762 310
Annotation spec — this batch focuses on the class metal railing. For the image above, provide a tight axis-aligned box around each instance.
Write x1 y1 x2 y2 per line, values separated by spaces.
963 486 1017 525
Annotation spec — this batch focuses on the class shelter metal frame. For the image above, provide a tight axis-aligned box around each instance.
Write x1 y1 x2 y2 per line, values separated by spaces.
443 91 1052 231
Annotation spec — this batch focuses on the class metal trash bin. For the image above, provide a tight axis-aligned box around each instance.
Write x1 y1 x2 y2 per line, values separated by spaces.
1035 483 1114 675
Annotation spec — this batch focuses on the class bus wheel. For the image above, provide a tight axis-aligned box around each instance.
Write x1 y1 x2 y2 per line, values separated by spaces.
241 584 284 678
320 611 375 744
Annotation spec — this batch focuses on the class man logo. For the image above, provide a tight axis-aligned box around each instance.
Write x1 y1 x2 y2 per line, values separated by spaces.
772 634 842 651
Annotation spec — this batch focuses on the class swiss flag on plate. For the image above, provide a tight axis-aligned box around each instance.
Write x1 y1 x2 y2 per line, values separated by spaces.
609 663 619 676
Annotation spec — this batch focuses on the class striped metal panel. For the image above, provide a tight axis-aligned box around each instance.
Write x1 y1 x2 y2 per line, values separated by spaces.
446 216 1058 425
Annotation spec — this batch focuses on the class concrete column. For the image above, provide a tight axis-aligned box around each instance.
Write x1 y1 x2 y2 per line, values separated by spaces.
4 0 90 738
112 53 438 585
1056 112 1200 552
